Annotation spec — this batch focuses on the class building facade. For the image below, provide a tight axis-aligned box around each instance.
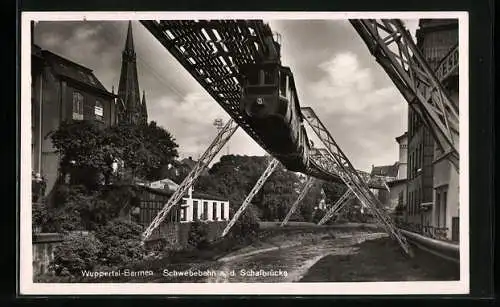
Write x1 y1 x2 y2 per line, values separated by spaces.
370 163 398 209
179 196 230 223
387 132 408 215
31 44 117 194
406 19 459 241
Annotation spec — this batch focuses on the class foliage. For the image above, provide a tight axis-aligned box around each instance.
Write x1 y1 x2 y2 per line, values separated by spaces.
227 206 259 241
51 232 103 276
50 120 179 188
32 201 49 230
94 219 146 267
312 208 326 224
195 155 318 223
298 179 323 222
44 185 123 233
187 221 210 249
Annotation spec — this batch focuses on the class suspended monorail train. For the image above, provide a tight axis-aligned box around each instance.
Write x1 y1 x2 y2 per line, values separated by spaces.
238 61 311 172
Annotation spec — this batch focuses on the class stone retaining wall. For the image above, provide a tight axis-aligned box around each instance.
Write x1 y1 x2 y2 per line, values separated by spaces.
32 233 63 277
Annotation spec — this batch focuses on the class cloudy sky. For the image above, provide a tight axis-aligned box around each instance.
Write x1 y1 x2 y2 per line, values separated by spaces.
33 18 419 172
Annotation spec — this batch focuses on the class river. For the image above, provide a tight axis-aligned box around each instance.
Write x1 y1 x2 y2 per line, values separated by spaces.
152 231 387 283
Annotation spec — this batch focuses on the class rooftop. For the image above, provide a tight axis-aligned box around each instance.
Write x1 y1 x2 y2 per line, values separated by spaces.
371 163 399 178
33 45 115 98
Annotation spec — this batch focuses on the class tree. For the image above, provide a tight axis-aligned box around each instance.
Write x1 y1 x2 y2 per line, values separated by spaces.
50 120 179 188
195 155 303 222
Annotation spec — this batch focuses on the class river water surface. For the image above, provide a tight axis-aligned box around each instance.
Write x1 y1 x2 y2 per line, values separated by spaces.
152 232 387 283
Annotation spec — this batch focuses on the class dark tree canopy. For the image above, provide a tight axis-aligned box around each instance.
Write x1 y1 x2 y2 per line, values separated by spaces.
194 155 323 222
50 120 179 187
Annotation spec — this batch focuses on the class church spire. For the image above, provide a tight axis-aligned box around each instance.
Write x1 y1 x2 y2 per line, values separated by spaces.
117 21 141 124
141 90 148 125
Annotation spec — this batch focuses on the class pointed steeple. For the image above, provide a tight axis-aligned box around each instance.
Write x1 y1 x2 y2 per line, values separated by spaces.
117 21 141 124
125 21 135 52
140 90 148 124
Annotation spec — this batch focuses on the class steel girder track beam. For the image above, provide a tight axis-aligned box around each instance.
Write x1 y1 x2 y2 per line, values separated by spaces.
318 189 356 226
141 119 239 242
302 107 412 256
281 176 316 226
222 157 280 237
350 19 459 172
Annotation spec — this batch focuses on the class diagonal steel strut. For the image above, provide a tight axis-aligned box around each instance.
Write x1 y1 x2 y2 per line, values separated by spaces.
221 157 280 237
141 119 239 242
318 189 356 225
281 176 316 226
350 19 459 172
302 107 412 256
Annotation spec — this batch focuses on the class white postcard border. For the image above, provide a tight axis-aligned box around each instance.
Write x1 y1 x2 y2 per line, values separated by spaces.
19 11 470 295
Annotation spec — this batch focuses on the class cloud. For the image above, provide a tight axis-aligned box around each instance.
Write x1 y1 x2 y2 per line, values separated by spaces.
34 20 407 171
305 52 407 170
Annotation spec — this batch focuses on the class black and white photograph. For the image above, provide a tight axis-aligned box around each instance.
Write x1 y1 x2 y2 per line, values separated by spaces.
20 12 468 295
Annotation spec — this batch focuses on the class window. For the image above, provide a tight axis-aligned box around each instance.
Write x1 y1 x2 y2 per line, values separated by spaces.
203 201 208 220
72 91 84 120
264 68 275 85
221 203 225 220
279 72 287 98
435 190 441 227
95 100 104 121
180 207 187 222
193 200 199 221
247 69 259 85
212 202 217 221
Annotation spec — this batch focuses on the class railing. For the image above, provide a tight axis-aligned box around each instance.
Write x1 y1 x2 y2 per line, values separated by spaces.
397 221 451 242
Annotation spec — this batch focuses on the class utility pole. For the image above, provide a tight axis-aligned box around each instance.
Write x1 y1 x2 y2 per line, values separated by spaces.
213 118 229 156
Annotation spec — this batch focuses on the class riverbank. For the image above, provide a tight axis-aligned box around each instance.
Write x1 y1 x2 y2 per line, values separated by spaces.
300 237 460 282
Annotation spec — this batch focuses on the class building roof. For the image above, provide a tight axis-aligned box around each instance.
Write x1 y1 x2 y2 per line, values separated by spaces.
148 177 179 192
40 49 115 98
387 178 407 187
371 162 399 178
395 132 408 143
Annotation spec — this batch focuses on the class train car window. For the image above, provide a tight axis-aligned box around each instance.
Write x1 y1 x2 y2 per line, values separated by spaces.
264 68 275 85
247 69 259 85
279 71 287 97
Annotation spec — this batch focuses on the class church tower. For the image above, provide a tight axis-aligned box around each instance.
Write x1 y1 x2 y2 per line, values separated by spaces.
117 21 148 125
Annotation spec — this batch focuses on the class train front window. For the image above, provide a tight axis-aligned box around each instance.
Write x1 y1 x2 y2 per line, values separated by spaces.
264 69 276 85
247 70 259 85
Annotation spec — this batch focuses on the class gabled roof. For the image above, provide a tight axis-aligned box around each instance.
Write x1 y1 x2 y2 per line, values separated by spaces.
371 162 399 178
41 49 114 97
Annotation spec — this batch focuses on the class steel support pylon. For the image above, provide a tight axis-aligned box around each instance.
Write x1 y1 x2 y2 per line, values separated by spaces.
350 19 459 172
318 189 356 225
141 119 239 242
281 176 316 226
221 157 280 237
302 107 412 256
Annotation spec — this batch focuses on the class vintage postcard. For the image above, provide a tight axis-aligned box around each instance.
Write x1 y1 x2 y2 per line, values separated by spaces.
20 11 469 295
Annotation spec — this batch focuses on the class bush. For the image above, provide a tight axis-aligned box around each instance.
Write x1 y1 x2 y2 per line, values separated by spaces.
94 219 146 267
227 208 259 242
52 232 103 276
32 201 49 231
312 209 325 224
187 221 210 249
44 185 123 233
